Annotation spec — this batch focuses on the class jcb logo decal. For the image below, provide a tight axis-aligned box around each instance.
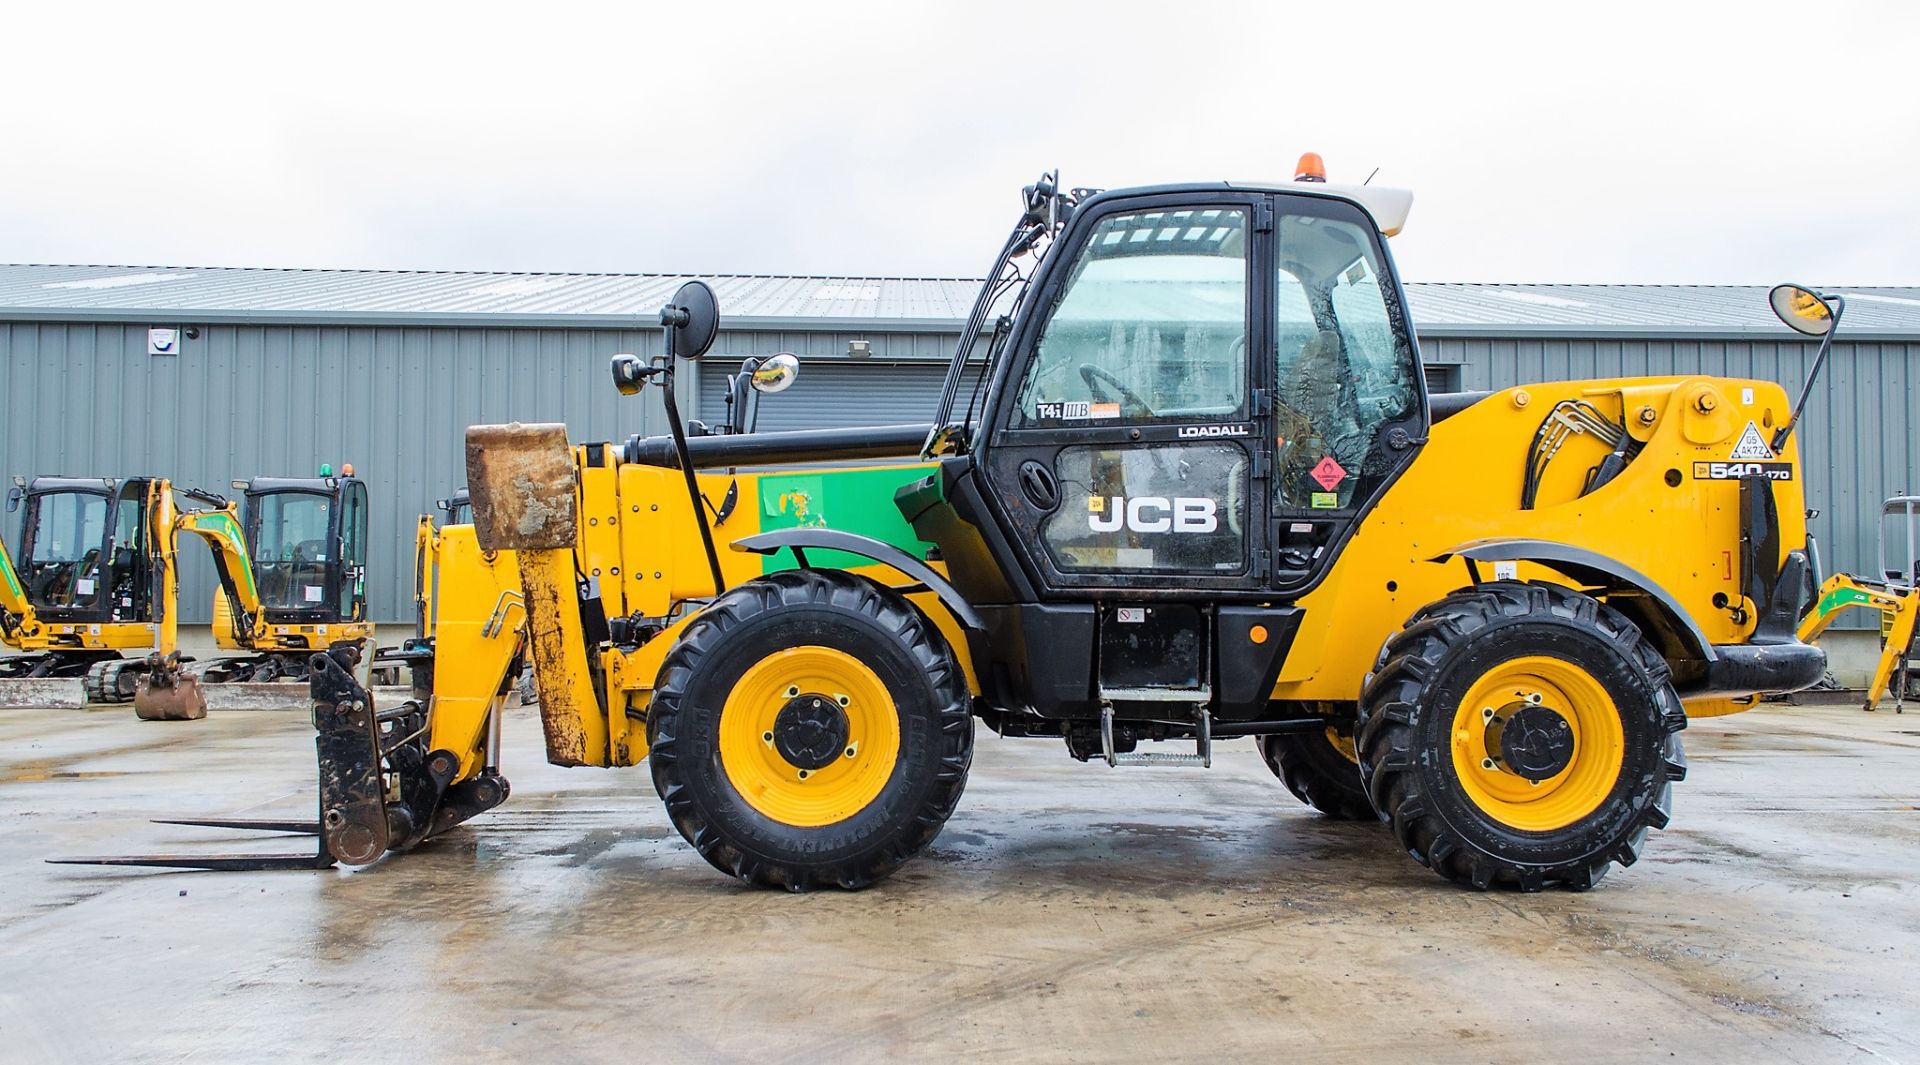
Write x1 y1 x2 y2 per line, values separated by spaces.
1088 496 1218 533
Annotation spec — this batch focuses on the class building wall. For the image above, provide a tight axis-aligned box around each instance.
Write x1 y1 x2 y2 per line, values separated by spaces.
0 320 671 624
4 318 1914 633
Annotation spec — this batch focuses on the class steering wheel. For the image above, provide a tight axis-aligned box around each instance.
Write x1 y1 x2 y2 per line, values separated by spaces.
1078 364 1152 418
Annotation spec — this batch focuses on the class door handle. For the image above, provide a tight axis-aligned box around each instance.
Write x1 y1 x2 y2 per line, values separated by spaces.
1018 461 1060 510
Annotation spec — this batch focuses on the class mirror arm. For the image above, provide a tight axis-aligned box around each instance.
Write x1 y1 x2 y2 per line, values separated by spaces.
658 362 727 596
1772 295 1844 453
726 357 761 435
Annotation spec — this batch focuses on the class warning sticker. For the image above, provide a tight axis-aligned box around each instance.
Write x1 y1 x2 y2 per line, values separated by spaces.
1310 492 1340 509
1729 421 1774 460
1310 456 1347 491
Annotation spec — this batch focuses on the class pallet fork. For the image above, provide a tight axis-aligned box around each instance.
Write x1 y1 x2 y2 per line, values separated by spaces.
50 644 510 871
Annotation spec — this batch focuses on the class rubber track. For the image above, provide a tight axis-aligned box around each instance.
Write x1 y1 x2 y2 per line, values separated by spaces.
1355 581 1689 892
642 568 973 891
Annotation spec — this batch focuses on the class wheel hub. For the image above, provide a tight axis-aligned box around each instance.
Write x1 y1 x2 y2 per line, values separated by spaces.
771 694 850 771
1485 701 1576 781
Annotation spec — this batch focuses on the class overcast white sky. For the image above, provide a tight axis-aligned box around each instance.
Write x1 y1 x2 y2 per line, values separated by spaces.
4 1 1917 285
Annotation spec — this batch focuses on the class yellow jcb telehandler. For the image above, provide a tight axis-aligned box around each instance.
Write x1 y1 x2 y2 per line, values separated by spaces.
69 164 1835 890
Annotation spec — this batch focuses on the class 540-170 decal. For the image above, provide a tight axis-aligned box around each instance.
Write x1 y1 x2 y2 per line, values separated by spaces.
1693 461 1793 481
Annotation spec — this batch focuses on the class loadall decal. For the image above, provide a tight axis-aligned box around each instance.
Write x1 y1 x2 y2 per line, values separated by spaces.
1177 423 1252 439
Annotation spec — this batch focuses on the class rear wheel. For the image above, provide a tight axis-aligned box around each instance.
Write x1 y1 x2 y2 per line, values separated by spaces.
1357 582 1688 891
1258 709 1373 820
645 568 973 891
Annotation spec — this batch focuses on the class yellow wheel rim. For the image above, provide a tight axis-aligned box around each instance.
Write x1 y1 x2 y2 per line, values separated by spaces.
1448 654 1624 832
718 645 900 828
1326 725 1358 764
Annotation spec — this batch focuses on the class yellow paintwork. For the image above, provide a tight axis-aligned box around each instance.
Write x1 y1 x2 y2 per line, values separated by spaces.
419 525 525 781
1682 693 1762 718
1275 377 1805 713
1449 654 1625 832
1797 571 1917 708
412 514 438 638
718 645 901 827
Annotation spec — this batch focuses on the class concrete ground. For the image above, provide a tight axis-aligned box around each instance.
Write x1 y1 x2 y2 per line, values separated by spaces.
1 703 1915 1064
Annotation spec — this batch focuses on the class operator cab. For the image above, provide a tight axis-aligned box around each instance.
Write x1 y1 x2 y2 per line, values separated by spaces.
241 471 370 622
907 164 1428 727
8 476 158 623
438 487 473 526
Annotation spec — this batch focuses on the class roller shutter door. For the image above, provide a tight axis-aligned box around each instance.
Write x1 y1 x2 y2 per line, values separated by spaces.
698 361 985 433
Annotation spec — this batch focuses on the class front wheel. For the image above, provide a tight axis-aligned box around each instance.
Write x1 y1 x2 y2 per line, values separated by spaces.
1357 582 1688 891
645 569 973 891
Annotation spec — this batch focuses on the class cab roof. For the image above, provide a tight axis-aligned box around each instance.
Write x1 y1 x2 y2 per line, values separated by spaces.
1083 180 1413 238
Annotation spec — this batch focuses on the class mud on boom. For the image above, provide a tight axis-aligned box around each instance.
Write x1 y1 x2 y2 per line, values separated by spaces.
75 161 1836 890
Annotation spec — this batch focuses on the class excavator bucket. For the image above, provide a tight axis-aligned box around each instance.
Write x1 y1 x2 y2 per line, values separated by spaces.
131 653 207 721
51 644 510 872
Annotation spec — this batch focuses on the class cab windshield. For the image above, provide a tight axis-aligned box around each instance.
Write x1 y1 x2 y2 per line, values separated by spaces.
1014 207 1249 425
23 491 109 608
251 492 333 611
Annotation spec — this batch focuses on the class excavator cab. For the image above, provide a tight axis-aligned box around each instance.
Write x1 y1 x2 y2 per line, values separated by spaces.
437 488 472 527
194 470 376 686
240 475 370 624
13 477 158 623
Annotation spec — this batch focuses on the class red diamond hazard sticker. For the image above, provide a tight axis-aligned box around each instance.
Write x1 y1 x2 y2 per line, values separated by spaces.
1310 456 1346 491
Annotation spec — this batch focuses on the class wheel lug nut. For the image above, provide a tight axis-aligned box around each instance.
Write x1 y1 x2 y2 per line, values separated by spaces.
844 746 856 759
1482 758 1496 770
1482 707 1495 721
785 686 799 697
797 769 810 780
762 731 774 744
836 695 850 707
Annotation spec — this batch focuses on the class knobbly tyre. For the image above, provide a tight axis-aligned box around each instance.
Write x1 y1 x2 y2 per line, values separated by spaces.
67 158 1833 890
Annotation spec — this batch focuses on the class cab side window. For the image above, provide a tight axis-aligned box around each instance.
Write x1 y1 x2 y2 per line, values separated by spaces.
1272 213 1415 511
1015 208 1249 426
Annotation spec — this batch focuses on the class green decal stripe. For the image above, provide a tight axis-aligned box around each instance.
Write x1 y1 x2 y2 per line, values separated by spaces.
0 547 21 600
1815 586 1873 617
757 463 940 574
190 512 258 599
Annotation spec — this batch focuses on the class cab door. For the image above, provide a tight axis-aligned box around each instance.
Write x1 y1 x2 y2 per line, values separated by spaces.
980 191 1268 595
1264 194 1427 591
336 481 369 620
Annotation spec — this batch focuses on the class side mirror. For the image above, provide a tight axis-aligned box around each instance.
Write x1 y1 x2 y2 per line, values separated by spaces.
1769 284 1836 336
1767 282 1846 451
659 280 720 361
5 486 19 513
434 498 450 512
750 352 800 394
